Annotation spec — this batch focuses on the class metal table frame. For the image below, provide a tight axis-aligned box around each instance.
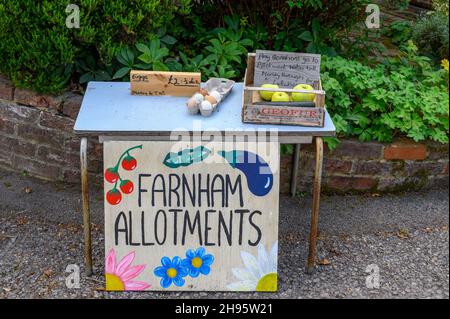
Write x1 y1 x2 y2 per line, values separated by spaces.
75 82 334 276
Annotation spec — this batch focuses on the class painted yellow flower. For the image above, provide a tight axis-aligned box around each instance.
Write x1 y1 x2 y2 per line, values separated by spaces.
227 242 278 292
442 59 449 72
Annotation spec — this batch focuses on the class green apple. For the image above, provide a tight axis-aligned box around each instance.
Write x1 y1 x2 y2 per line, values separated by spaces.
291 84 315 102
271 92 290 102
259 84 279 101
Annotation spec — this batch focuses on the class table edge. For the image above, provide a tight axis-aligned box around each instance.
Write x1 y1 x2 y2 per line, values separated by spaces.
74 130 336 137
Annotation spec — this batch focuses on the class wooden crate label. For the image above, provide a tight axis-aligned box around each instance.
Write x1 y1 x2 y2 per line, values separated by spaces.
104 141 279 291
244 104 324 126
130 71 201 96
254 50 321 88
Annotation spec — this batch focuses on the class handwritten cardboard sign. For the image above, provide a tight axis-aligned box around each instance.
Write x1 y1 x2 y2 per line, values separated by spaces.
130 70 201 96
253 50 321 88
104 140 280 291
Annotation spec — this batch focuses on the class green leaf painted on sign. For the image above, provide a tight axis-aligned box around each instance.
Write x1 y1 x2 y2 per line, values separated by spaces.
163 146 211 168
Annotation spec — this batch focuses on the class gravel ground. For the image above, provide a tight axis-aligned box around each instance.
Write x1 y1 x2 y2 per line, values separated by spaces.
0 168 448 299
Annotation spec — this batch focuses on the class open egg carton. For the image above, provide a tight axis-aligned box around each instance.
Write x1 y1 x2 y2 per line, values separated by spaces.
186 78 235 116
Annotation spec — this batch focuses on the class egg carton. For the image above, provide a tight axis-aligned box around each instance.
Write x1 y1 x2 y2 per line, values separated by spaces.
186 78 235 116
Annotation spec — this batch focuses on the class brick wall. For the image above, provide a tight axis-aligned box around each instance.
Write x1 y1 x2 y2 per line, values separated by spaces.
1 75 448 193
280 139 449 194
0 75 102 184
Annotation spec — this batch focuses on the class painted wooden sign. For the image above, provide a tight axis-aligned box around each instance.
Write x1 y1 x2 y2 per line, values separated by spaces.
130 70 201 96
103 140 280 291
253 50 321 88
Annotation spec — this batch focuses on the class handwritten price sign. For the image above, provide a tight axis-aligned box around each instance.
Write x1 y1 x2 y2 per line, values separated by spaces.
253 50 321 88
130 70 201 96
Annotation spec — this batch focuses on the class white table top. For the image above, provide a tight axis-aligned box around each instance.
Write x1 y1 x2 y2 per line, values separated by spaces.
74 82 335 137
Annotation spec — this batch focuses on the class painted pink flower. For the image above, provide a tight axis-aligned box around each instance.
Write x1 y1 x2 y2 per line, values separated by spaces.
105 249 150 291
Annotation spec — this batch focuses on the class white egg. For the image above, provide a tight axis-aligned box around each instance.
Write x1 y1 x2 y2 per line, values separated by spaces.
200 100 213 116
193 93 204 103
209 90 221 103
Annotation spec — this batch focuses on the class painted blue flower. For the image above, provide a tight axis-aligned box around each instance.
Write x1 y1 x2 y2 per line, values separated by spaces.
153 256 188 288
182 247 214 278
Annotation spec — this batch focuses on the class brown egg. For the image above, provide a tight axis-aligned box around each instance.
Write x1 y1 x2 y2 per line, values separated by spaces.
186 97 199 115
205 95 217 105
199 88 209 96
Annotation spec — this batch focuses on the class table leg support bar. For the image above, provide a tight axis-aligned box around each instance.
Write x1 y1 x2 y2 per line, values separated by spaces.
80 137 93 276
306 137 323 274
290 144 301 197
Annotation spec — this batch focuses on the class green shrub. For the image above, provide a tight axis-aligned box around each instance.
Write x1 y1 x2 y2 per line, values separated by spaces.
0 2 76 93
432 0 449 15
383 0 410 10
0 0 191 93
187 0 369 57
113 17 254 82
190 0 369 37
382 20 412 46
322 41 449 147
0 0 373 93
412 11 449 62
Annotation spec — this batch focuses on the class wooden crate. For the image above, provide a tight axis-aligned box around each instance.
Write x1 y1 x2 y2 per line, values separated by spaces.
242 53 326 127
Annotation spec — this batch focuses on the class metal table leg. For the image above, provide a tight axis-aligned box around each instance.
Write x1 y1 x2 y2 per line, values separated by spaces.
80 137 93 276
290 144 301 197
306 137 323 274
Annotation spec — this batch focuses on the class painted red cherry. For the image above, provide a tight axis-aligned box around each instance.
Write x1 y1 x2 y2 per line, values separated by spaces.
106 189 122 205
120 180 134 194
122 155 137 171
104 168 119 183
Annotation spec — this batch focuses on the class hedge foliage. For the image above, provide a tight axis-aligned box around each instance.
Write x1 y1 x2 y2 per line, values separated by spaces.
0 0 368 93
0 0 191 93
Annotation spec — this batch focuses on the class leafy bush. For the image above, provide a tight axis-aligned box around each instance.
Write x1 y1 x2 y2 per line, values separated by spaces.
0 2 76 93
322 41 449 148
432 0 449 15
191 0 369 40
0 0 191 93
382 20 412 46
0 0 372 93
383 0 410 10
113 17 254 81
412 11 449 62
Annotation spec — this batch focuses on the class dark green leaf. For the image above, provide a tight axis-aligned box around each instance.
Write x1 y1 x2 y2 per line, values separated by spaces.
298 31 313 42
112 67 131 79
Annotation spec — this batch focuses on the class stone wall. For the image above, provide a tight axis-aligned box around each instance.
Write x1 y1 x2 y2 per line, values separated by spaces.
1 75 448 193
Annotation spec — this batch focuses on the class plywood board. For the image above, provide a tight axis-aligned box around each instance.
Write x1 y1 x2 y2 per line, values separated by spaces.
104 140 280 291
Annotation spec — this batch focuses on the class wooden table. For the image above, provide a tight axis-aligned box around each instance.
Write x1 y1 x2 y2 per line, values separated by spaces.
74 81 336 276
